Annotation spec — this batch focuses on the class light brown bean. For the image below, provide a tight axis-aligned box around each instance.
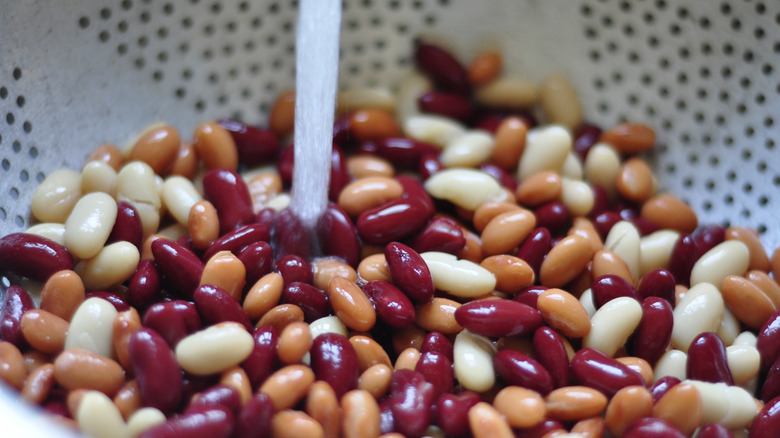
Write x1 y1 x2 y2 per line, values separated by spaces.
0 341 27 389
358 363 393 400
468 402 514 438
539 73 582 131
269 90 296 137
53 349 125 396
23 351 51 374
168 142 199 180
20 310 69 355
569 218 604 254
188 200 219 251
472 202 522 234
342 389 381 438
193 122 238 170
338 176 404 217
40 269 85 321
357 254 392 284
349 335 392 372
129 124 180 174
220 366 252 405
346 155 395 179
772 247 780 281
545 386 607 422
394 347 421 371
591 250 634 285
652 382 702 436
67 388 88 418
640 193 698 233
536 288 591 338
480 208 537 256
616 357 653 386
458 229 484 264
246 172 283 211
277 321 313 365
113 380 143 420
306 381 341 438
21 363 55 404
479 255 535 294
468 51 502 86
272 410 325 438
493 386 546 428
539 235 594 287
328 277 376 332
349 109 401 143
491 116 527 171
312 258 358 291
112 308 142 371
599 122 656 154
726 226 771 272
260 364 316 411
415 297 463 335
514 171 562 206
87 144 124 171
256 304 305 333
604 385 653 437
615 157 656 202
200 250 246 302
747 270 780 308
721 275 777 330
243 273 285 321
570 417 606 438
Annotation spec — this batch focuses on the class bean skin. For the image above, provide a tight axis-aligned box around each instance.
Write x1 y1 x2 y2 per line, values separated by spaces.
235 393 273 438
758 310 780 371
410 216 466 255
218 120 280 166
151 239 204 298
420 331 454 362
434 391 481 438
310 333 360 398
686 332 734 384
494 349 554 395
193 284 253 330
138 405 234 438
0 233 73 281
362 280 416 328
203 224 272 263
571 348 645 397
357 197 433 245
142 300 202 348
750 396 780 438
0 286 34 348
455 299 542 337
629 297 674 365
533 326 571 389
107 201 144 249
591 274 640 309
128 259 162 312
650 376 681 403
129 328 183 413
241 325 278 390
317 203 361 267
203 168 254 235
282 282 330 322
636 268 676 304
389 369 436 437
622 417 685 438
414 41 470 95
385 242 435 304
237 241 274 287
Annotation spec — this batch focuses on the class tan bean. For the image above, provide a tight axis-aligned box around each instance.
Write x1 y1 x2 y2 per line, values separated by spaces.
260 364 316 411
338 177 404 217
87 144 124 171
652 382 702 436
113 380 143 420
468 51 502 86
346 155 395 179
168 142 199 180
112 308 141 371
458 228 484 264
193 122 238 170
539 73 583 131
350 109 401 142
480 208 536 256
468 402 514 438
773 247 780 281
616 157 656 202
67 388 88 418
20 309 69 355
328 277 376 332
81 160 117 196
357 254 392 283
24 351 51 374
537 288 591 338
349 335 392 372
220 366 252 405
21 363 55 404
640 193 698 233
53 348 124 396
337 87 396 115
415 297 463 334
604 385 653 437
591 250 634 285
272 410 325 438
570 417 606 438
342 389 381 438
539 235 594 287
188 200 219 250
31 169 82 224
269 90 296 137
244 273 285 321
140 233 164 260
394 347 421 371
721 275 777 330
200 250 246 301
493 386 545 428
128 124 180 174
475 76 538 110
514 171 562 206
472 202 521 234
599 122 656 154
490 116 527 172
311 258 358 291
726 226 771 272
277 321 313 365
306 381 341 438
479 255 535 294
358 363 393 400
0 341 27 389
747 270 780 308
545 386 607 422
246 172 283 211
616 357 653 386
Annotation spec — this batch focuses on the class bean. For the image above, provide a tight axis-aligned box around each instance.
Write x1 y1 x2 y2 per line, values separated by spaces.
591 274 640 309
416 297 463 335
143 300 201 348
356 197 433 245
515 228 552 276
424 168 505 211
764 360 780 402
337 86 396 115
591 250 633 285
316 204 361 267
654 350 688 383
421 251 496 298
240 273 282 321
688 380 758 429
649 375 681 403
21 363 55 404
604 220 641 280
175 322 254 376
81 160 117 197
218 120 280 167
410 216 466 255
453 330 496 392
267 89 295 136
750 396 780 438
539 235 593 287
200 251 246 301
327 277 376 332
219 366 252 406
76 390 130 438
24 222 66 245
140 405 234 438
477 255 534 294
128 328 182 413
20 310 68 355
116 161 162 237
571 348 645 396
727 344 761 386
638 230 680 277
360 280 415 328
697 423 735 438
475 76 538 110
192 122 238 170
539 73 582 130
583 296 643 357
722 275 777 330
414 41 469 95
0 341 26 389
202 169 254 235
88 144 124 171
109 308 140 372
187 385 242 415
515 171 562 207
234 393 273 438
544 386 607 422
467 402 514 438
455 299 541 337
273 321 310 365
489 386 545 429
472 202 522 233
486 116 527 171
241 325 278 390
338 177 403 217
440 131 494 168
54 348 124 395
0 285 34 349
628 297 674 364
414 350 453 397
106 201 143 250
271 410 324 438
65 297 118 358
346 155 394 179
532 326 571 389
235 241 273 287
690 240 750 287
194 284 252 330
0 233 74 281
671 282 724 351
623 417 686 438
259 364 315 411
309 333 360 398
151 239 204 298
126 407 167 437
340 389 380 438
31 169 83 223
480 208 537 256
282 282 330 322
76 241 140 290
604 385 653 437
350 335 392 372
517 126 571 183
389 369 436 437
636 268 676 305
467 50 502 86
358 363 393 400
758 310 780 371
494 349 553 395
599 122 655 154
747 270 780 308
128 124 180 174
298 382 338 438
434 391 481 437
724 226 770 271
377 242 433 304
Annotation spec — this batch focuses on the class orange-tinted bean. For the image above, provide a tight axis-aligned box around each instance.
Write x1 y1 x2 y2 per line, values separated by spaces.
536 288 591 338
243 273 285 321
346 155 395 179
256 304 305 333
391 325 426 355
539 235 594 287
140 233 165 261
545 386 607 421
269 90 296 137
652 382 702 437
53 349 124 396
515 171 562 206
591 250 634 285
358 363 393 400
168 142 199 180
20 310 69 355
571 417 607 438
39 270 85 322
112 308 141 371
394 347 421 371
472 202 522 234
616 357 653 386
342 389 381 438
599 122 656 154
640 193 698 233
24 351 51 374
357 254 392 283
468 51 502 86
260 364 316 411
277 321 313 365
493 386 546 428
480 255 535 294
328 277 376 332
21 363 55 404
246 172 283 210
675 284 688 306
349 109 401 142
349 335 392 371
0 341 27 389
726 226 771 272
188 200 219 251
491 116 527 171
66 388 88 418
468 402 514 438
338 176 404 217
415 297 463 335
772 247 780 281
312 258 358 291
200 250 246 302
113 380 143 420
616 157 656 202
129 125 181 174
193 122 238 170
220 366 252 405
747 270 780 308
87 143 125 171
481 208 537 256
569 218 605 254
272 410 325 438
721 275 777 330
604 385 653 437
306 381 341 438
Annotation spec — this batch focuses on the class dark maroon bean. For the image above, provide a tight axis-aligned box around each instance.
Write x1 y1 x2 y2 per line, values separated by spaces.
593 211 622 239
418 91 474 122
478 163 518 191
42 398 69 418
0 233 73 281
571 348 645 397
362 280 415 328
409 216 466 255
750 396 780 438
143 300 202 348
697 423 734 438
235 392 273 438
177 235 200 257
494 349 554 395
85 291 130 312
255 208 275 230
516 228 552 275
237 241 274 287
356 141 379 156
203 169 254 236
0 285 33 347
415 351 453 397
455 299 542 337
632 217 659 236
591 274 640 309
317 203 360 267
384 242 434 304
534 202 570 234
203 223 272 263
623 417 686 438
389 369 436 437
668 233 697 286
533 326 570 389
218 120 280 166
692 224 726 258
414 41 470 95
128 259 161 312
418 153 442 181
397 175 435 217
637 269 676 304
375 138 440 170
180 374 217 407
472 112 505 133
272 208 314 261
107 201 143 249
329 145 351 202
241 325 278 390
762 358 780 402
686 332 733 384
629 297 673 365
193 284 252 330
274 255 313 286
650 376 681 403
434 391 481 438
186 385 242 416
332 115 354 148
514 419 565 438
276 145 294 185
420 331 454 362
514 285 549 310
758 310 780 371
129 328 183 413
152 239 204 298
379 397 395 434
310 333 359 398
138 405 234 438
590 184 610 216
574 123 602 160
282 282 330 322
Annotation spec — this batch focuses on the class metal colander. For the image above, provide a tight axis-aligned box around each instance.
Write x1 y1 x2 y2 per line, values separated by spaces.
0 0 778 435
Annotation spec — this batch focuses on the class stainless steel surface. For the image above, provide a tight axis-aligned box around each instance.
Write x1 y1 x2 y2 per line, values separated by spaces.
1 0 778 435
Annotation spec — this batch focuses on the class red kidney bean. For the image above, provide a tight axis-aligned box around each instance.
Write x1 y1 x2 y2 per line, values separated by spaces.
332 114 354 148
138 405 234 438
180 374 216 406
203 169 254 236
356 140 378 156
494 349 554 395
375 138 440 170
389 369 436 437
235 392 273 438
533 326 570 389
0 285 34 348
455 299 542 337
616 204 640 221
0 233 73 281
385 242 435 304
186 385 242 416
379 397 395 434
758 310 780 371
593 211 622 239
434 391 481 438
692 224 726 258
43 397 69 418
516 228 552 275
591 274 641 309
329 145 351 202
668 233 697 286
629 297 673 365
590 183 610 216
631 217 659 236
143 300 202 348
128 259 162 312
686 332 733 385
622 417 686 438
237 241 274 287
275 255 313 286
129 327 183 413
571 348 645 397
637 268 676 304
203 223 271 263
85 291 130 312
177 235 200 256
697 423 735 438
255 207 275 229
761 359 780 402
107 201 143 249
415 351 454 397
194 284 252 330
282 282 330 322
514 419 566 438
152 239 204 298
418 153 443 181
472 111 507 133
514 286 549 309
276 145 294 185
410 217 466 255
574 123 602 160
414 41 470 95
534 202 570 234
418 91 474 123
272 208 314 261
421 331 454 362
650 376 681 403
218 119 280 166
397 175 435 215
242 325 278 390
317 203 360 267
310 333 359 398
358 195 432 245
750 396 780 438
362 280 415 328
479 163 518 191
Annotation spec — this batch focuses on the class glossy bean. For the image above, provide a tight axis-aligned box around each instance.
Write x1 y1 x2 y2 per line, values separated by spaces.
31 169 82 223
219 120 280 166
194 284 252 330
54 349 124 395
414 41 469 95
599 122 655 154
604 385 653 437
623 417 686 438
234 393 273 438
20 310 68 355
310 333 360 398
0 341 27 389
639 230 680 277
494 349 553 394
750 396 780 438
142 300 201 348
193 121 238 170
257 304 305 332
690 240 750 287
591 274 639 309
475 76 538 110
139 405 234 438
571 348 645 396
327 277 376 332
389 369 436 437
76 390 130 438
269 90 295 137
727 343 760 386
453 330 496 392
362 280 416 328
518 125 571 181
544 386 608 422
107 201 143 249
259 364 315 411
76 241 140 290
241 325 278 390
415 297 463 335
175 322 254 375
421 251 496 298
424 168 505 211
629 297 674 364
539 235 593 287
671 282 724 351
440 131 494 168
21 363 55 404
129 328 182 413
687 380 758 429
357 197 433 245
0 233 74 281
65 297 118 358
480 208 537 256
468 51 502 86
414 350 453 397
382 242 434 304
583 296 643 357
342 389 381 438
151 239 204 298
468 402 514 438
282 282 330 322
721 275 776 330
410 216 466 255
604 220 641 280
455 299 541 337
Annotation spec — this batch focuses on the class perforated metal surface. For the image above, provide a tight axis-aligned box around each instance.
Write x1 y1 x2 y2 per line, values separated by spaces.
0 0 778 433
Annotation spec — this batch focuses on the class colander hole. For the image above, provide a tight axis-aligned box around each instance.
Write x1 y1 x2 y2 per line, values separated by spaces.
766 139 775 150
118 21 128 33
195 100 205 112
99 31 110 43
121 0 132 10
118 44 128 55
163 3 174 14
1 159 8 171
158 27 169 38
22 122 31 134
0 87 6 99
134 58 145 69
29 147 38 158
759 196 769 206
138 36 148 48
78 16 90 29
6 113 15 125
15 96 25 108
14 216 23 227
12 68 21 81
19 170 28 182
152 71 163 81
182 17 193 28
0 208 5 221
10 188 18 200
175 88 186 98
100 7 111 19
140 11 151 23
12 141 20 153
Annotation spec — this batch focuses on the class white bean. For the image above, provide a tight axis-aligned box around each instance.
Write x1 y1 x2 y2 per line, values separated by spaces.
161 176 203 226
727 344 761 386
127 407 166 438
686 380 758 429
733 331 758 347
474 76 538 110
671 282 724 351
396 71 433 124
266 193 291 212
76 242 140 290
63 192 118 259
175 322 254 375
81 160 118 196
440 131 494 168
25 223 66 245
579 289 597 319
31 169 82 223
403 114 465 148
560 177 594 217
77 391 129 438
517 125 572 181
653 349 687 382
583 296 642 357
560 152 584 180
690 240 750 287
539 73 583 131
420 252 497 298
584 143 621 198
717 306 740 346
65 297 118 359
453 330 496 392
639 230 680 277
604 220 641 279
309 315 348 340
116 161 162 237
424 168 504 211
337 88 396 114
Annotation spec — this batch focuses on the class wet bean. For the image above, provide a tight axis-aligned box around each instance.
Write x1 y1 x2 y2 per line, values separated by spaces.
455 299 541 337
187 385 242 416
0 286 34 348
203 224 271 264
129 328 182 413
0 341 26 389
622 417 685 438
310 333 360 398
175 322 254 376
139 405 234 438
219 120 280 166
203 169 254 235
389 369 436 437
453 330 496 392
362 280 416 328
282 282 330 322
20 310 68 355
327 277 376 332
468 402 514 438
241 325 278 390
750 396 780 438
54 349 124 395
414 41 469 95
494 349 553 395
151 239 204 298
544 386 608 422
629 297 673 365
194 284 253 330
357 197 433 245
0 233 74 281
571 348 645 396
384 242 434 304
721 275 777 330
143 300 201 348
637 268 676 304
604 385 653 437
583 296 643 357
516 227 552 275
414 351 453 397
410 216 466 255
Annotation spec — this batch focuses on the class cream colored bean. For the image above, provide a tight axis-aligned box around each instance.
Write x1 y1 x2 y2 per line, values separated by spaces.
690 240 750 287
161 176 203 226
31 169 82 223
686 380 758 429
81 160 118 196
338 87 396 114
65 297 119 358
717 306 740 346
653 349 688 382
671 282 725 351
560 152 584 180
584 143 621 198
116 161 162 236
579 289 597 318
727 344 761 386
583 296 643 356
440 131 494 168
604 220 641 279
539 73 583 131
652 382 702 437
396 71 433 124
342 389 381 438
266 193 291 212
126 407 166 438
424 168 505 211
77 391 129 438
468 402 514 438
474 76 538 110
453 330 496 392
517 125 572 181
639 230 680 277
64 192 118 259
560 177 594 217
76 241 140 290
421 251 497 298
175 322 254 375
25 222 66 245
309 315 349 340
403 114 465 148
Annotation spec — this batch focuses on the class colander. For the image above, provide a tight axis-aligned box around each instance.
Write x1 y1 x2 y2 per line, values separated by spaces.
1 0 778 435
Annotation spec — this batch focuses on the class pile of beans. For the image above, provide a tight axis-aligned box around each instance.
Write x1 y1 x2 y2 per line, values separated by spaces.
2 40 780 438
